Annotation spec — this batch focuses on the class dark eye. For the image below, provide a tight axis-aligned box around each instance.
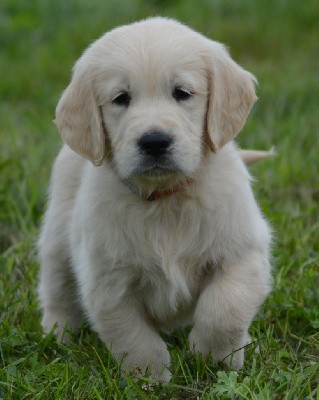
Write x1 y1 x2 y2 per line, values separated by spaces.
172 87 192 101
112 91 131 107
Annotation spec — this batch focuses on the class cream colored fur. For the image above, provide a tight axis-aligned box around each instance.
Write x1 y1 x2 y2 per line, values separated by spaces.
38 17 272 382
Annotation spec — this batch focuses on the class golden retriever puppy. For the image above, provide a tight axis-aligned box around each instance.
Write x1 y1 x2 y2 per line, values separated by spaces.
38 17 272 382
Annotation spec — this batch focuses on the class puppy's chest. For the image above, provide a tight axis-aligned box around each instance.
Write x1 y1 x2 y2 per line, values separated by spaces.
134 255 213 329
116 202 215 271
112 204 216 320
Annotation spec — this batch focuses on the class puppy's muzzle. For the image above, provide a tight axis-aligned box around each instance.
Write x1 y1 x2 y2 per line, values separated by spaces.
138 131 173 157
133 131 179 177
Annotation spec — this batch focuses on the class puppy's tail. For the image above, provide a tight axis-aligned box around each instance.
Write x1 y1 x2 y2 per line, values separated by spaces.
240 147 276 165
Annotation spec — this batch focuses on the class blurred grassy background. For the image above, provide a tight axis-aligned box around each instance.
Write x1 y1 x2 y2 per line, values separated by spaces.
1 0 318 398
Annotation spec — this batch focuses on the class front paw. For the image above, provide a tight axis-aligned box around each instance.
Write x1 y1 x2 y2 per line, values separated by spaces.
189 327 250 370
117 346 172 382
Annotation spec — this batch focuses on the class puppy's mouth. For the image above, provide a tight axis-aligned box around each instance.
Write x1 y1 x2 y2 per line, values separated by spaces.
132 158 182 179
141 167 176 178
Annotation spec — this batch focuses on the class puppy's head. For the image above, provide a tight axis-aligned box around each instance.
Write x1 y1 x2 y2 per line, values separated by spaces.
56 18 257 183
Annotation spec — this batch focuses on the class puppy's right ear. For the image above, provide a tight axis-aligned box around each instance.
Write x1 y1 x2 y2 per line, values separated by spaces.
205 42 257 152
55 68 105 166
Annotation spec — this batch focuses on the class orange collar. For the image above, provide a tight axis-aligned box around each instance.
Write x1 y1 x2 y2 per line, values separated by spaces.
142 178 193 201
122 177 193 202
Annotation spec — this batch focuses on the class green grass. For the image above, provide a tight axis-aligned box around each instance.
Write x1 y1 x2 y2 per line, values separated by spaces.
1 0 318 398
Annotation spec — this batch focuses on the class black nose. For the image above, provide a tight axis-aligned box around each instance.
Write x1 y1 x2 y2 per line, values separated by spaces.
138 132 172 157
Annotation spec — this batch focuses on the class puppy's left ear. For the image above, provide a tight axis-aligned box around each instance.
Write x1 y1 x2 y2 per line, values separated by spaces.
55 64 106 166
206 43 257 151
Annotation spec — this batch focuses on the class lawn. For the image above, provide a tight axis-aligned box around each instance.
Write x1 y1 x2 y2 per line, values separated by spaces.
0 0 318 398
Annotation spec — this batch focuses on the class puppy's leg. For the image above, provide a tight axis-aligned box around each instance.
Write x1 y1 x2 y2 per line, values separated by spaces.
79 274 171 382
38 252 84 341
38 209 84 341
38 148 86 340
189 253 271 369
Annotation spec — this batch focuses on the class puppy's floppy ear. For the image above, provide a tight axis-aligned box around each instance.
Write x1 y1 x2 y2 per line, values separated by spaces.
206 43 257 151
55 65 105 166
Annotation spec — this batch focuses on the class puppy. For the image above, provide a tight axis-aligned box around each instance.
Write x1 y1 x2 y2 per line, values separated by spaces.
38 17 272 382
